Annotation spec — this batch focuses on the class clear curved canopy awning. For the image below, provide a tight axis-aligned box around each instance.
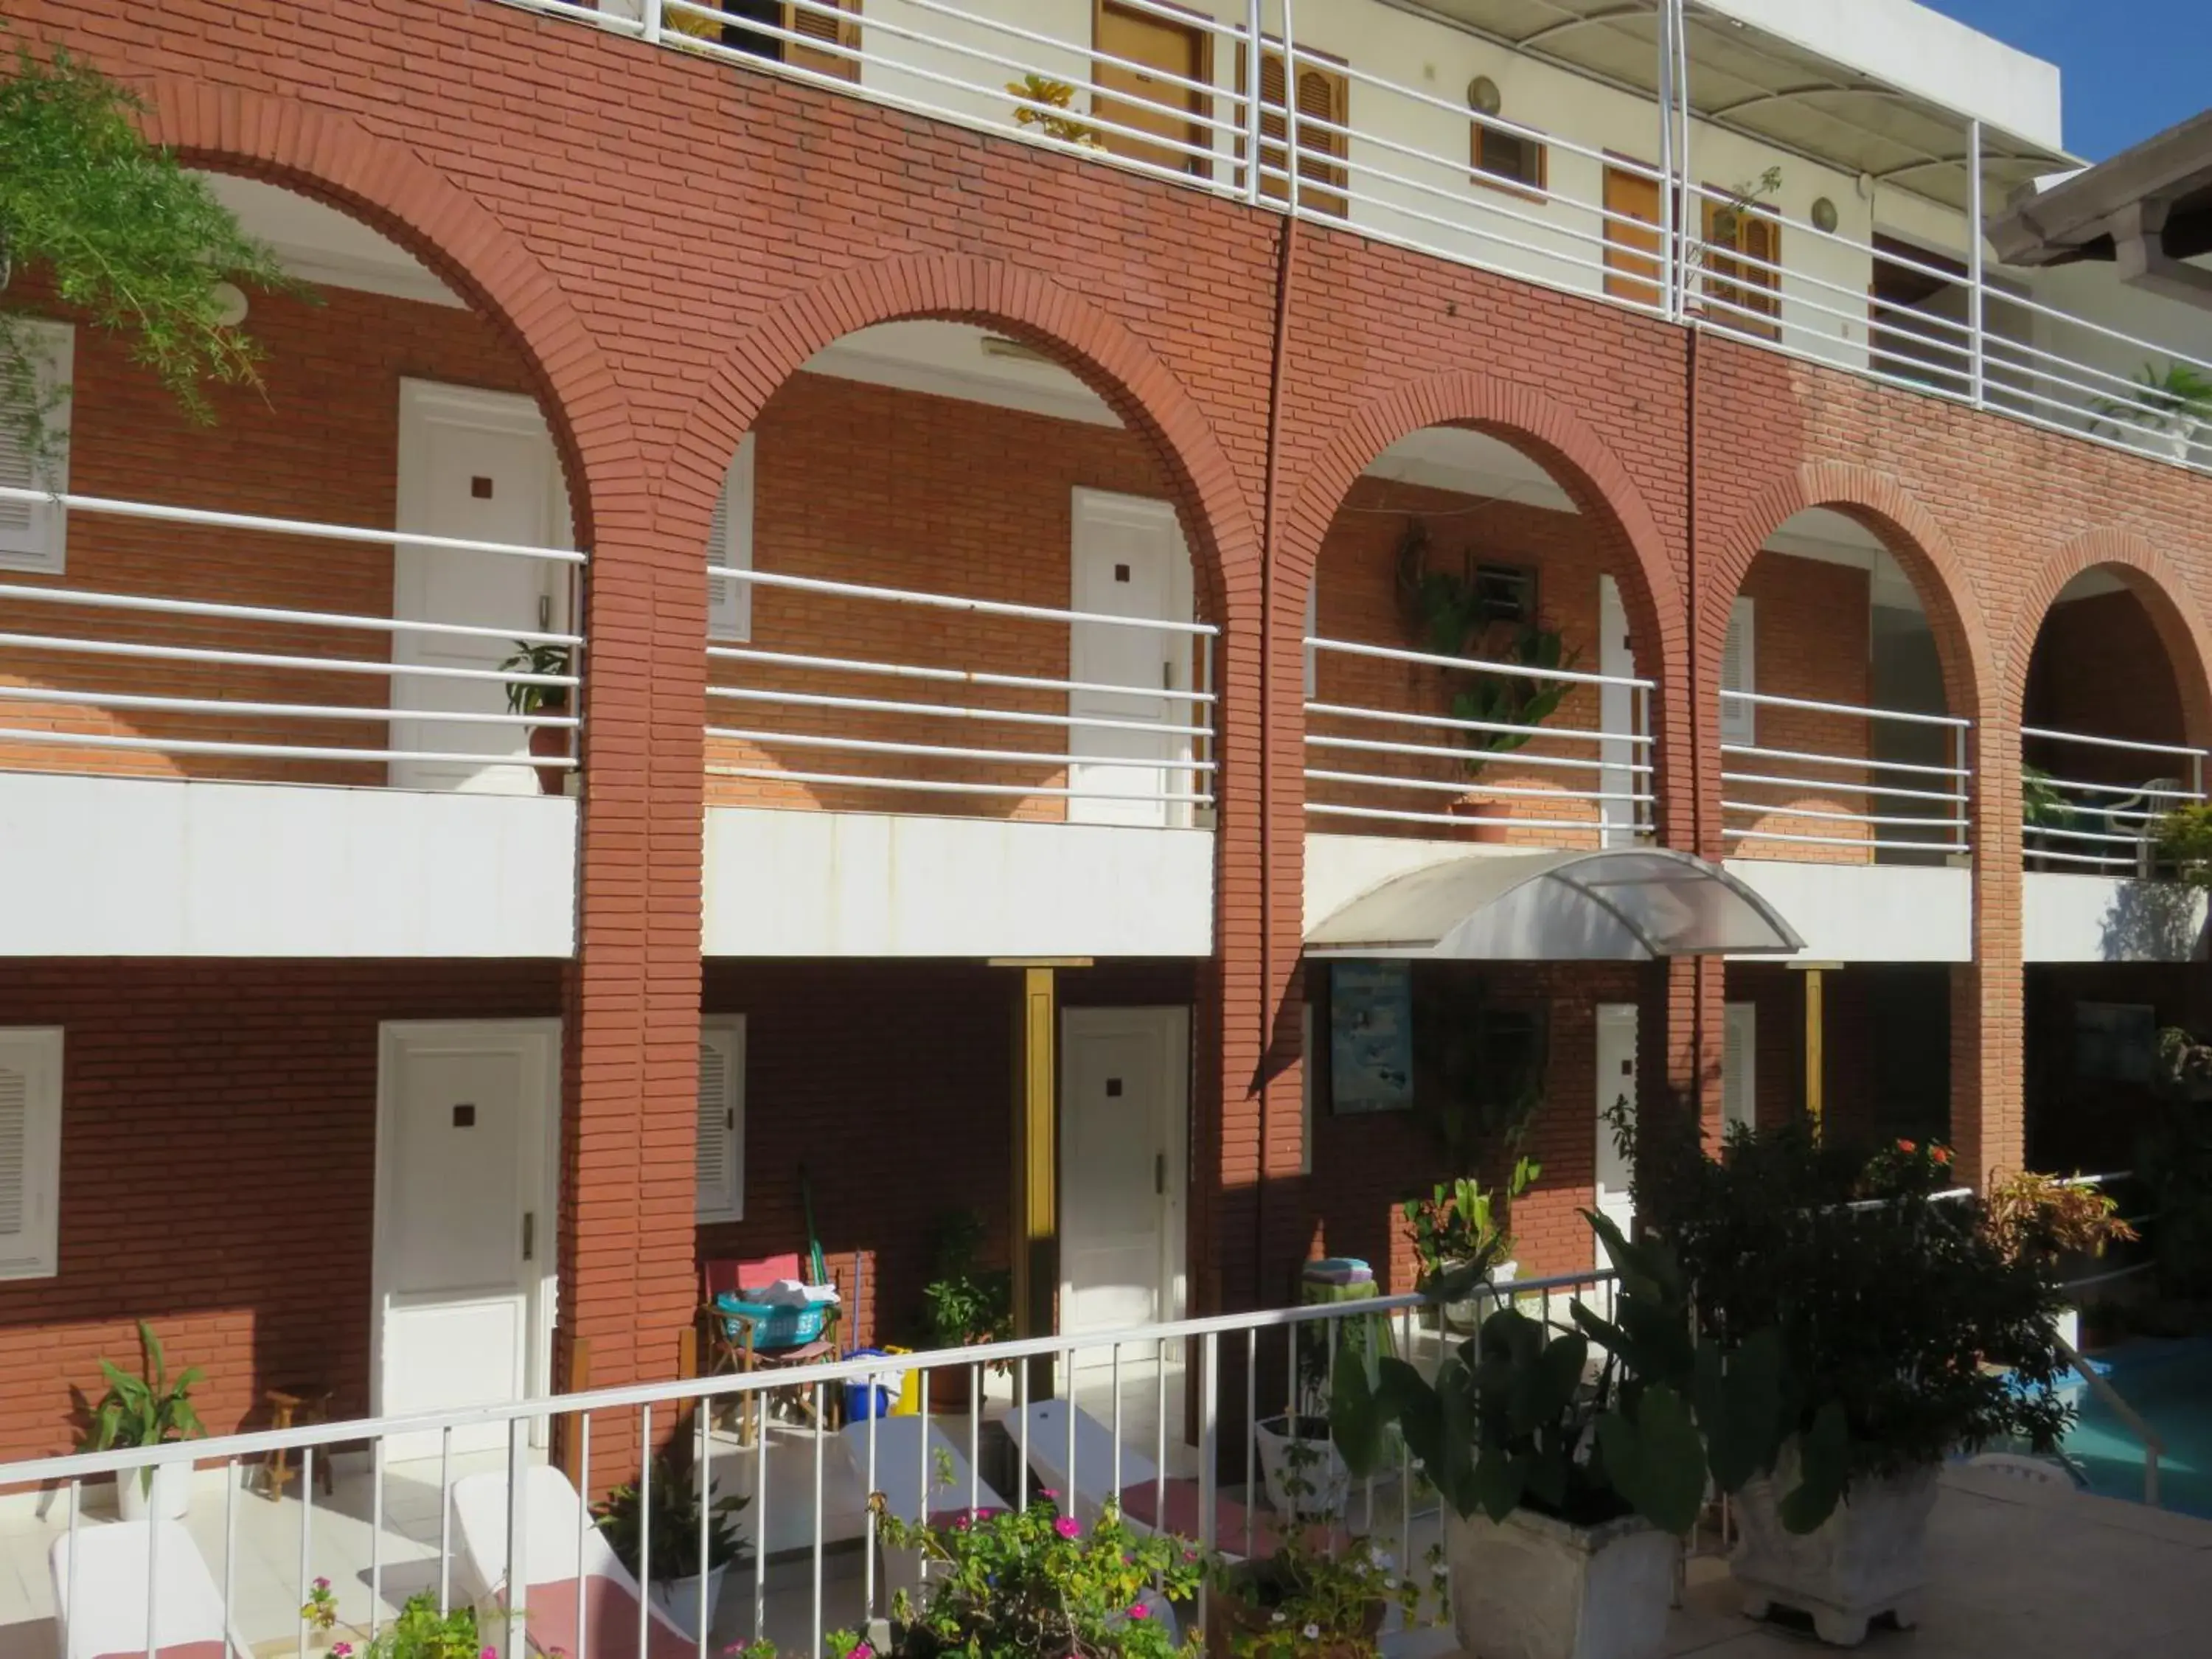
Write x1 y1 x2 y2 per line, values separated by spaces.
1305 849 1804 961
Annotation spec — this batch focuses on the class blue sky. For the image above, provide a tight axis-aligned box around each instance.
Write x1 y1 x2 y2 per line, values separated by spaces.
1927 1 2212 160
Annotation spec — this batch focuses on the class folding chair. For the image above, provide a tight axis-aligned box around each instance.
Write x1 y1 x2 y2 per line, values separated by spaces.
700 1251 844 1443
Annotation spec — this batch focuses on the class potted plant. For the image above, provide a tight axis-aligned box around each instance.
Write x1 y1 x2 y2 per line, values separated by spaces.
1397 522 1577 841
1008 73 1103 150
1209 1528 1439 1658
592 1453 751 1636
844 1489 1203 1656
1251 1307 1392 1520
1642 1119 2073 1645
77 1321 204 1521
915 1208 1013 1411
2021 764 2075 869
319 1590 476 1659
2090 359 2212 462
1334 1214 1792 1659
1403 1161 1540 1329
500 639 575 796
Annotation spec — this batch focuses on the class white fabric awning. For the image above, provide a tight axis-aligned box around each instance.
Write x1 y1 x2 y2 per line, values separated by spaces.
1304 848 1804 961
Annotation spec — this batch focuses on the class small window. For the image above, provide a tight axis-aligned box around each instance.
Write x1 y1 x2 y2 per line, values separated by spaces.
697 1017 747 1223
698 1 862 84
1472 120 1547 195
706 433 756 643
0 320 73 575
1719 597 1756 745
1472 562 1536 625
0 1029 64 1282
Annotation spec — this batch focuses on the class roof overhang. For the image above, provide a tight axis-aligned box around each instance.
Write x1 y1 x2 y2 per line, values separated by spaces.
1304 848 1805 961
1986 110 2212 310
1393 0 2070 213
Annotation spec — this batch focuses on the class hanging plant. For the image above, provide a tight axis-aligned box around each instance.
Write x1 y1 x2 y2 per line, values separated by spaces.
0 40 299 466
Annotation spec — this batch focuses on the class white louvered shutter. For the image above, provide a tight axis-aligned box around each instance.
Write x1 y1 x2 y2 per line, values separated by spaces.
0 322 73 573
1719 597 1756 745
696 1018 745 1223
0 1030 64 1281
1722 1002 1756 1137
706 434 756 643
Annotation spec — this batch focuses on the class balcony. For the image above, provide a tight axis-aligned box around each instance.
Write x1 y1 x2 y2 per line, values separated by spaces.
698 322 1216 959
0 184 583 958
515 0 2212 480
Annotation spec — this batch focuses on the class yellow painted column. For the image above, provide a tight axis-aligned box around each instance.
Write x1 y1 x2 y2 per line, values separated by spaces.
1804 966 1825 1138
1010 965 1059 1352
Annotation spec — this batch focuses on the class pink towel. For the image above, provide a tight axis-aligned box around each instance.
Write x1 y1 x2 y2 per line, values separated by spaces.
520 1576 697 1659
95 1645 226 1659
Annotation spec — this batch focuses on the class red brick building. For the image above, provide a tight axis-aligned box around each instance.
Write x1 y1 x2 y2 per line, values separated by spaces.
0 0 2207 1463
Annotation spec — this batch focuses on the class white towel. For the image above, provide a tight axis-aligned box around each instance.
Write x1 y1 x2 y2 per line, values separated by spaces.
754 1277 841 1308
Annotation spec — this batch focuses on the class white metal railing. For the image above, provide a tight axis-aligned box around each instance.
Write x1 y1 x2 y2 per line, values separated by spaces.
2054 1334 2163 1506
0 485 583 785
493 0 2212 485
706 566 1217 821
1720 689 1973 858
2021 726 2208 873
1303 634 1656 840
0 1270 1617 1659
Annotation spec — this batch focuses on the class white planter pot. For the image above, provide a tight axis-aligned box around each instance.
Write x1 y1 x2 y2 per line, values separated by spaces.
1445 1506 1674 1659
1253 1416 1351 1517
1439 1258 1517 1334
1730 1462 1938 1646
649 1564 726 1639
116 1461 190 1523
2163 420 2199 463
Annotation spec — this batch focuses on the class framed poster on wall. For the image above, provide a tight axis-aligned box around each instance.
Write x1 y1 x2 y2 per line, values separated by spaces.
1329 961 1413 1113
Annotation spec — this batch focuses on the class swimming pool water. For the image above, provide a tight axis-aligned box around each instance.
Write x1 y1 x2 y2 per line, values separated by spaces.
2062 1338 2212 1517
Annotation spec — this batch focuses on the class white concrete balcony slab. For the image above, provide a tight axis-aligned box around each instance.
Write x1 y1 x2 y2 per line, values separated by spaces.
1722 858 1972 962
0 772 577 957
703 806 1213 958
2023 872 2208 963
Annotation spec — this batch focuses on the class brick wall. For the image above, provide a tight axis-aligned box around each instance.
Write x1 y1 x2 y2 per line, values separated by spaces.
698 957 1196 1352
2024 590 2191 791
0 960 563 1459
709 372 1197 819
0 278 542 785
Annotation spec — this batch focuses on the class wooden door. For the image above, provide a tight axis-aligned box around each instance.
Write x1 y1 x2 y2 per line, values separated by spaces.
1238 45 1349 217
1093 1 1211 177
1602 164 1663 307
1703 192 1781 338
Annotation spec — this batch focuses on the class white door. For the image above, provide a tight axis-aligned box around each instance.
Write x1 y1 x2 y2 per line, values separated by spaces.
1593 1003 1638 1267
1598 576 1638 846
392 381 571 793
1060 1006 1189 1354
1068 490 1196 827
375 1020 560 1455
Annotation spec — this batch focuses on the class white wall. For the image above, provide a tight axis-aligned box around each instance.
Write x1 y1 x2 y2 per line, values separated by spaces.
1304 830 1522 934
703 806 1213 956
2023 872 2208 963
1723 859 1972 962
0 773 577 956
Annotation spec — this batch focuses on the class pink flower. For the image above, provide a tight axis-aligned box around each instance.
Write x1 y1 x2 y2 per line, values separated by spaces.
850 1646 874 1659
1037 1486 1057 1499
1054 1515 1081 1539
1127 1602 1151 1619
330 1646 351 1659
313 1578 332 1592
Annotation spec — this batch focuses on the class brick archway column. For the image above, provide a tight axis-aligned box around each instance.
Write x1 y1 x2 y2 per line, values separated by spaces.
1703 462 2009 1180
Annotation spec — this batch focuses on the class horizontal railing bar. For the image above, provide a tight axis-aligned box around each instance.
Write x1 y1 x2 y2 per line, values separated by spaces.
0 485 586 564
1304 768 1648 805
1305 801 1627 832
710 765 1210 804
1719 741 1968 781
0 726 566 767
1722 771 1966 805
2023 726 2208 760
711 683 1210 738
1332 176 1631 298
1307 731 1652 774
2025 844 2149 866
0 581 581 648
734 567 1216 636
1986 282 2212 383
1722 799 1966 829
1722 689 1969 728
1725 827 1967 853
709 644 1216 704
1324 200 1668 321
0 630 575 688
1307 699 1650 748
2034 777 2198 803
1310 636 1651 689
0 684 576 728
2028 823 2157 846
707 726 1213 772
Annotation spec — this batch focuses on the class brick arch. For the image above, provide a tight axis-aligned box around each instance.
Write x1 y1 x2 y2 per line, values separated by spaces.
1279 369 1690 836
1705 461 1993 729
667 254 1262 619
2006 526 2212 746
131 76 639 535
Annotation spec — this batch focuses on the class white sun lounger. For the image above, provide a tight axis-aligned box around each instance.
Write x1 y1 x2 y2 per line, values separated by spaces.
49 1520 251 1659
451 1464 698 1659
841 1416 1012 1605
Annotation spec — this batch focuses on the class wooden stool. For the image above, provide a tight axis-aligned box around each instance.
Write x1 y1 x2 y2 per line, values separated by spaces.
262 1384 335 1502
